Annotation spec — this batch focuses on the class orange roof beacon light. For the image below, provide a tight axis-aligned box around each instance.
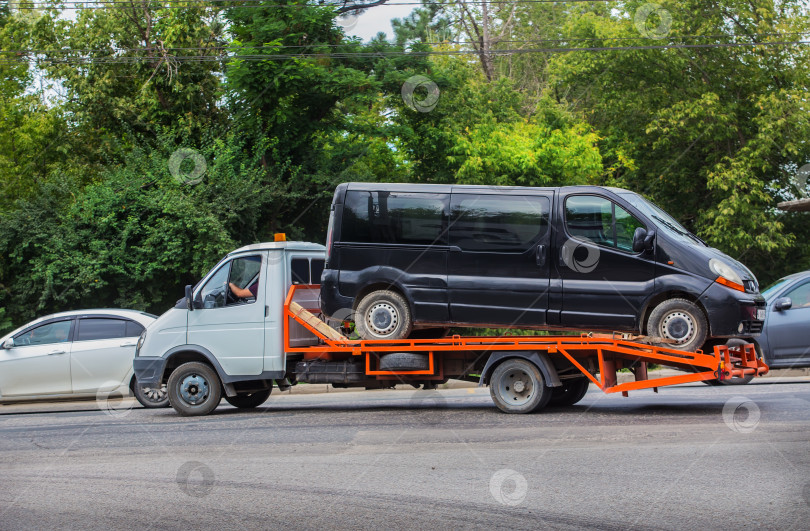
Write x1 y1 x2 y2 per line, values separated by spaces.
274 233 287 242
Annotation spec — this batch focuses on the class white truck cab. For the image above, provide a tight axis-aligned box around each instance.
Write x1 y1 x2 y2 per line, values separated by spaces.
134 240 324 414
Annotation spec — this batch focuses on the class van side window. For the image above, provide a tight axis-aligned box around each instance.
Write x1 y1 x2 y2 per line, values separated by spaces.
450 194 549 252
565 196 645 252
342 191 448 245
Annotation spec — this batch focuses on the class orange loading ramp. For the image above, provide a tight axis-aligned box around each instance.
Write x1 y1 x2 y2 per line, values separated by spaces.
284 285 769 395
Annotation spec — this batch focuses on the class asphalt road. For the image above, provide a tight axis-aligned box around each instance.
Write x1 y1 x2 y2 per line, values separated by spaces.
1 378 809 530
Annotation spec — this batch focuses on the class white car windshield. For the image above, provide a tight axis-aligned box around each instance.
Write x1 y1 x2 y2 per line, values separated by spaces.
619 193 705 247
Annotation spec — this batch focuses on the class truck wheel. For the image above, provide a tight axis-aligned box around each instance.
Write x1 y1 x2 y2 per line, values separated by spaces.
225 388 271 409
647 298 708 352
489 359 552 414
354 290 413 340
547 378 590 407
132 378 170 408
379 352 430 371
167 362 222 416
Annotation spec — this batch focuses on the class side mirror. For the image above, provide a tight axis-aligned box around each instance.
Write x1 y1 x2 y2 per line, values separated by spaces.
185 285 195 311
2 337 14 349
632 227 647 253
774 297 792 311
643 229 656 251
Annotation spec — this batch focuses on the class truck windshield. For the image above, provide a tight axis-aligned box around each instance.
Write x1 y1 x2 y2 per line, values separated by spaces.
619 193 705 247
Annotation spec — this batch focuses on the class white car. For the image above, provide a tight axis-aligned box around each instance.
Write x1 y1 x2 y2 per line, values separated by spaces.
0 309 167 407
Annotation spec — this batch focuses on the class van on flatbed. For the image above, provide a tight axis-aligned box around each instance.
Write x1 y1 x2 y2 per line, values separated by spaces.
133 238 768 416
320 183 766 353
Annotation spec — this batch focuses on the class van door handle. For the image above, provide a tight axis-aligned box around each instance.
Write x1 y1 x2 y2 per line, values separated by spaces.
535 244 547 266
48 349 66 355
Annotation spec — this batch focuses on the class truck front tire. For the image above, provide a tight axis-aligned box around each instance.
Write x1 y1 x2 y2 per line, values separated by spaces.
168 362 222 416
489 358 553 414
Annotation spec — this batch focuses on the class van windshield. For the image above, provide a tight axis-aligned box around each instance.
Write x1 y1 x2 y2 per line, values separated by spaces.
618 193 705 247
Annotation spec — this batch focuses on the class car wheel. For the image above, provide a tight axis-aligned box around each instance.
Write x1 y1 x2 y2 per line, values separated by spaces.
489 358 553 414
647 298 708 352
547 377 590 407
224 388 271 409
132 379 170 408
354 290 413 340
702 338 756 386
167 362 222 416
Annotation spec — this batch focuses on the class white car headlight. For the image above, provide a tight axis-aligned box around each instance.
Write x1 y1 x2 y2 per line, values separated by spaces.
709 258 744 291
136 330 146 356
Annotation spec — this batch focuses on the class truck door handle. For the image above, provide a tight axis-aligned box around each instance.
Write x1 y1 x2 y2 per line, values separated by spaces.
535 244 547 266
48 349 66 355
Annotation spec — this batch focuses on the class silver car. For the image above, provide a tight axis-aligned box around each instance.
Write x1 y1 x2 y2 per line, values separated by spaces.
0 309 167 407
759 271 810 369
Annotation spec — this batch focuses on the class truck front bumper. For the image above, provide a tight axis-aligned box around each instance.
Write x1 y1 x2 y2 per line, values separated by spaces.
133 357 167 386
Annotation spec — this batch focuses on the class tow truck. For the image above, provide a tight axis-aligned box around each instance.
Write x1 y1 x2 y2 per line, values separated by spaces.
133 237 768 416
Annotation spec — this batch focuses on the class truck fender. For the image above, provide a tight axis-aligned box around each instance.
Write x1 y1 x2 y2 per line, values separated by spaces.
478 351 562 388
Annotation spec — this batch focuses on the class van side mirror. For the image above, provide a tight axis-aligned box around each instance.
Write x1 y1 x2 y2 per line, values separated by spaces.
632 227 647 253
2 338 13 349
774 297 792 311
643 229 656 251
185 285 195 311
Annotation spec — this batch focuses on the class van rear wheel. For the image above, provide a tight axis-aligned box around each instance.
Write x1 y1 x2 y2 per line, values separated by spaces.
647 299 707 353
355 290 413 340
168 362 222 416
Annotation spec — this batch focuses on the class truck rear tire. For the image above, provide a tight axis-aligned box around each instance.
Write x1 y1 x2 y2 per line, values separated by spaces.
354 290 413 340
225 388 271 409
168 362 222 416
489 358 553 414
547 378 590 407
647 298 708 353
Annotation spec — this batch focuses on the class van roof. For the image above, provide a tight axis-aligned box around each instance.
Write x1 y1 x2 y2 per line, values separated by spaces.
228 241 326 255
343 182 631 194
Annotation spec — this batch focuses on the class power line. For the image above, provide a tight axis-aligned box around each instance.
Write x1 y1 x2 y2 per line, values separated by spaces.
8 0 617 10
1 39 807 65
3 31 808 55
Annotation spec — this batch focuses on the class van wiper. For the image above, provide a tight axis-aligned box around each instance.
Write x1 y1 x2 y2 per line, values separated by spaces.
652 215 705 245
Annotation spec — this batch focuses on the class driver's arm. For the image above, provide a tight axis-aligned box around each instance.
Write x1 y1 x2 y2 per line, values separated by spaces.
228 282 253 298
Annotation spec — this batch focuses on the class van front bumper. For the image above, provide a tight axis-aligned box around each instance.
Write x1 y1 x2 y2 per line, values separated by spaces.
133 357 167 386
699 283 766 337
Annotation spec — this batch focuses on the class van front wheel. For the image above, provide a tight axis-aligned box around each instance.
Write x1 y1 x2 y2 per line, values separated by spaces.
355 290 413 340
647 299 708 353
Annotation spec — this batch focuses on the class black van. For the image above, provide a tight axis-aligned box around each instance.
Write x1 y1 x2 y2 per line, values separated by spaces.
320 183 766 351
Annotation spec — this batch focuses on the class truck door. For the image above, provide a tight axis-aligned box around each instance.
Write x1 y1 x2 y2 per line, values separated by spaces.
448 193 552 326
557 194 654 330
188 254 265 376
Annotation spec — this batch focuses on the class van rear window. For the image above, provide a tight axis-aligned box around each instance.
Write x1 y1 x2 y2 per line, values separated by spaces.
341 191 448 245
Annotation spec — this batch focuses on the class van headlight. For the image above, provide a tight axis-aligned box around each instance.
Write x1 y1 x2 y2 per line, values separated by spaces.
709 258 745 292
136 330 146 356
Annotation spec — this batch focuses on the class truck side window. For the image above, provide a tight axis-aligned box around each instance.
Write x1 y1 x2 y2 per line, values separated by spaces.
199 263 230 309
451 194 549 252
227 256 262 305
342 191 448 245
565 196 644 252
291 258 310 285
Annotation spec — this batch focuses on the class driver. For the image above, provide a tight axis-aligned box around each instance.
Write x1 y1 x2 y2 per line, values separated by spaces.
228 280 258 299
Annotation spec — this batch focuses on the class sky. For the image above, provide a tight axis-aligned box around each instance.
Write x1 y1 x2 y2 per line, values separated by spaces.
340 4 416 41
